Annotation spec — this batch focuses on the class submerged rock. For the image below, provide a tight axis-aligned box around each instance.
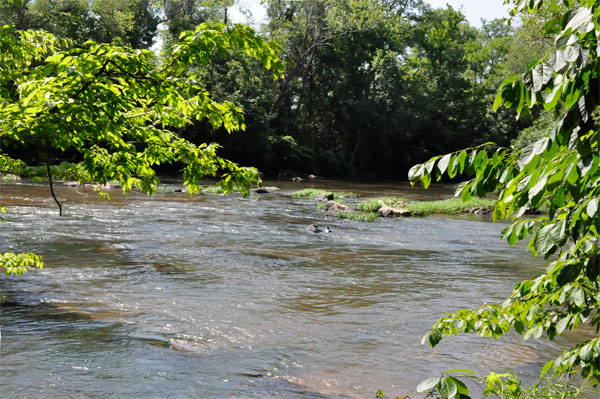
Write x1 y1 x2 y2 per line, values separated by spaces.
252 188 270 194
378 205 411 218
315 192 335 201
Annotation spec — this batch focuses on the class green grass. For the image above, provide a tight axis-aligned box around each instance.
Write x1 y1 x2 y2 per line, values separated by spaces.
292 188 356 199
327 196 496 222
202 184 255 195
202 185 225 194
202 185 242 194
338 211 379 222
407 197 496 216
357 197 408 212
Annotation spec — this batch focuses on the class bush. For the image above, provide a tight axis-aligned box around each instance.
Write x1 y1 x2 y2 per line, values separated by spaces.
20 162 91 182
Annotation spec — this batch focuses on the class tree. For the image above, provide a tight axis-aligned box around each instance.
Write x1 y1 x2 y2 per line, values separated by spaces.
0 22 284 272
158 0 235 51
139 0 526 179
265 0 430 176
0 0 160 48
260 1 524 178
409 0 599 396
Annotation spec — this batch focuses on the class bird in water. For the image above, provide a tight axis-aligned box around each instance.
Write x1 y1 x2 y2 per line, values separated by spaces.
307 224 331 233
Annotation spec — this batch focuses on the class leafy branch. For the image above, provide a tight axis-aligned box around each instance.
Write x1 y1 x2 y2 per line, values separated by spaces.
411 0 600 396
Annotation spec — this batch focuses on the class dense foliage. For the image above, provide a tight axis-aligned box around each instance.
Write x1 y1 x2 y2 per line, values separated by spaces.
0 0 560 179
409 0 600 396
0 0 160 48
259 0 526 177
0 23 283 194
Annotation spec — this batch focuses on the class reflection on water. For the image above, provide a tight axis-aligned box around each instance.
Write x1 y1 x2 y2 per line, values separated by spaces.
1 181 597 398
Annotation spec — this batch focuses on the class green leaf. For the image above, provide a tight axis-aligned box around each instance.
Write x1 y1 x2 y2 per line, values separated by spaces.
461 184 473 202
534 219 567 256
416 378 440 393
565 163 579 184
544 18 562 34
528 175 548 201
439 376 458 398
421 173 432 189
556 316 570 334
445 369 477 374
585 254 599 281
561 7 592 34
544 80 564 110
531 63 551 92
428 328 443 347
579 343 593 362
525 325 543 340
568 286 585 307
447 155 458 179
556 263 579 286
494 75 518 110
541 359 555 377
42 63 54 77
447 376 469 397
437 153 452 175
457 150 468 174
408 164 424 183
586 198 598 217
514 319 525 334
507 225 519 246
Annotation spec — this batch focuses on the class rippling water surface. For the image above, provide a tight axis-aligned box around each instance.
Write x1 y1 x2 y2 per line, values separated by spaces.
1 180 596 398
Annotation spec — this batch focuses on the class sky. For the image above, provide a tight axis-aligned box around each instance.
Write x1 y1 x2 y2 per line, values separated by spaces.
424 0 510 26
228 0 511 28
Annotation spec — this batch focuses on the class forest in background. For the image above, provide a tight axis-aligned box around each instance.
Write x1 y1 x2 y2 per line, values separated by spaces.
0 0 557 179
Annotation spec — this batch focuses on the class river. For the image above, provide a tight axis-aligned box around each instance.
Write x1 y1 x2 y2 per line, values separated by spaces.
0 180 597 398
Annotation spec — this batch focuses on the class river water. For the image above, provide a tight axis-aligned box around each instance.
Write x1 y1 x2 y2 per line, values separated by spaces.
1 180 597 398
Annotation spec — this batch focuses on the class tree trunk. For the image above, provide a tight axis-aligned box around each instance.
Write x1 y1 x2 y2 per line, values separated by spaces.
46 161 63 216
349 129 366 167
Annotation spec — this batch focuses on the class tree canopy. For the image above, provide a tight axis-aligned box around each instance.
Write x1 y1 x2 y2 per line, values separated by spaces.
1 22 284 194
0 18 284 272
409 0 600 396
0 0 160 48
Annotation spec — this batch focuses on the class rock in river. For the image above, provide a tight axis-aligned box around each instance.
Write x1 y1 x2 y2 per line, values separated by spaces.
252 188 270 194
322 200 353 216
378 205 411 218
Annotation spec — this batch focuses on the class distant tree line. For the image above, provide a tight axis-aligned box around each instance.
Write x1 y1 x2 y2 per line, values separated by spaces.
1 0 556 179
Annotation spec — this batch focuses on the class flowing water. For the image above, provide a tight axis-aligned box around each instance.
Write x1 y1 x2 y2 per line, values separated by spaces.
1 180 597 398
